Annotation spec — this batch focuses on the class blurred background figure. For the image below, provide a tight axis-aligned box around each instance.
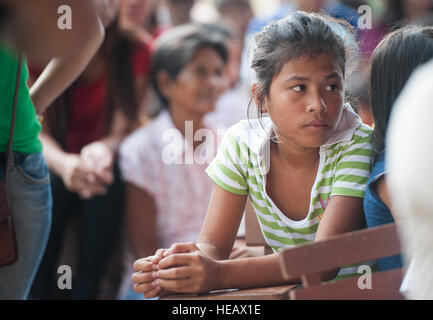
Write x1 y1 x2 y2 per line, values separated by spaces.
119 0 167 44
0 0 103 300
359 0 433 60
29 0 150 300
214 0 254 40
165 0 195 26
201 23 250 129
347 69 374 127
387 58 433 299
239 0 359 85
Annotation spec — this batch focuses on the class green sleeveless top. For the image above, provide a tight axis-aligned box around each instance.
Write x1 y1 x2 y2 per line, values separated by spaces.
0 42 42 154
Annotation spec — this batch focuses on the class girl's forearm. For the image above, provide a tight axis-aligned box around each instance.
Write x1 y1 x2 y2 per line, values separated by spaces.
214 254 300 290
197 242 229 261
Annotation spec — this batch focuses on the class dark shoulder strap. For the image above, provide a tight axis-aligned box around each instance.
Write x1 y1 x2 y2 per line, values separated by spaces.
5 52 22 184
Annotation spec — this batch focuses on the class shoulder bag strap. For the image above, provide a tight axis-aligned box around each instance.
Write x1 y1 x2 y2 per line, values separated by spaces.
5 52 22 185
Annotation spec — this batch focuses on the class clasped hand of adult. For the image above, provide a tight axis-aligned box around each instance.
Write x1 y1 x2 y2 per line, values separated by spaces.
131 242 221 299
61 141 114 199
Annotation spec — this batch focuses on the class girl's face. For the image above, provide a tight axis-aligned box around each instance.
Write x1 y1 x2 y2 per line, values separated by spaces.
166 47 226 116
259 53 345 150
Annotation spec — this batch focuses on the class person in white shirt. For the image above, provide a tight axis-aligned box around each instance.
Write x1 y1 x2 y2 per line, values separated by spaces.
386 58 433 300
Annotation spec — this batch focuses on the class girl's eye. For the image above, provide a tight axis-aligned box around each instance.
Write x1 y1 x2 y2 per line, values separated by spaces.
292 84 306 92
325 84 339 91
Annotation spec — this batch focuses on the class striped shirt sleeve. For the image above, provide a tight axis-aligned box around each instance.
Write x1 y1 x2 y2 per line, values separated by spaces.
331 127 373 198
205 128 249 196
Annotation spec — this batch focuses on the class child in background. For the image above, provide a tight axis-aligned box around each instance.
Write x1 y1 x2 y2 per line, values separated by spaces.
363 25 433 271
29 0 149 299
132 12 374 297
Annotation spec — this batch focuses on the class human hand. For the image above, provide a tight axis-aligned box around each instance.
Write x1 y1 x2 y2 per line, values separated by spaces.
60 153 108 198
80 141 114 186
132 249 172 298
155 242 221 294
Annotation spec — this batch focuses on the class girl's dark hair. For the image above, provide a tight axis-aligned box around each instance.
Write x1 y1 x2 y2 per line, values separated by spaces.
150 24 228 114
46 19 140 148
369 25 433 161
250 11 357 116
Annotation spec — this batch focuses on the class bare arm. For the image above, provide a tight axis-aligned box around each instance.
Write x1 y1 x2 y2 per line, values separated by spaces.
314 195 366 280
3 0 104 114
194 184 291 289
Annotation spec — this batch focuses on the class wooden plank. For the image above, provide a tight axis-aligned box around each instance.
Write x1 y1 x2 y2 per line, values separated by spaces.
301 273 322 287
289 268 405 300
162 284 299 300
279 223 401 279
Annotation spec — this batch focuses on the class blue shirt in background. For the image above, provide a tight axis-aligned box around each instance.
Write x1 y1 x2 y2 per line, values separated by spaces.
363 152 403 271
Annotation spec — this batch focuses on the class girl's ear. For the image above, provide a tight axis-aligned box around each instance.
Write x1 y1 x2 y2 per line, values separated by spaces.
157 71 174 100
251 83 268 113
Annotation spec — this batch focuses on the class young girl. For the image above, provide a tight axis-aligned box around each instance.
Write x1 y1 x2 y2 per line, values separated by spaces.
363 25 433 271
132 11 374 297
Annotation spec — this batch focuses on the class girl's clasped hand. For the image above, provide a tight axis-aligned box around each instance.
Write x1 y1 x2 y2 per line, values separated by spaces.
133 243 220 298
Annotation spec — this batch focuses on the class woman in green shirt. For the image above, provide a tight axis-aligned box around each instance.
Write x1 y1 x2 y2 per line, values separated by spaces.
0 0 104 299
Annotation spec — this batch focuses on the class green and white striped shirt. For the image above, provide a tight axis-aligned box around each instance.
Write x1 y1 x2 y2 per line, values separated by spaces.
206 104 374 278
